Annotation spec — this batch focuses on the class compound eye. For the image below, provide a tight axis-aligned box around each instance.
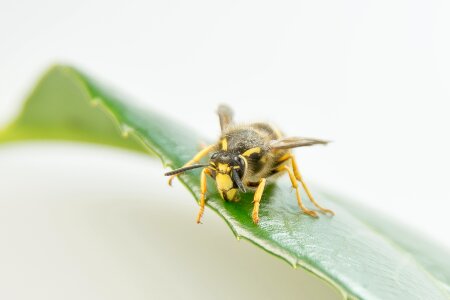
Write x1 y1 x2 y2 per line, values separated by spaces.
210 152 219 159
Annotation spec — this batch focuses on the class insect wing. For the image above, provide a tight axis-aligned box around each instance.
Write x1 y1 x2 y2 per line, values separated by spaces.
270 137 329 149
217 104 234 131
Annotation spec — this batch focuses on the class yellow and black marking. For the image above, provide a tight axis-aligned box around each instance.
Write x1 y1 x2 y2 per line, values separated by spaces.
221 138 228 150
214 162 240 201
242 147 261 157
164 104 333 224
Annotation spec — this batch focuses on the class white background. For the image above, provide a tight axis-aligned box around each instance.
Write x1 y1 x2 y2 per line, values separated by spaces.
1 0 449 299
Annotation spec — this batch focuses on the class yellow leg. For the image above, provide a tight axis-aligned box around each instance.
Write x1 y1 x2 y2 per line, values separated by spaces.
252 178 267 224
289 154 334 215
280 165 318 218
196 168 211 224
168 144 216 186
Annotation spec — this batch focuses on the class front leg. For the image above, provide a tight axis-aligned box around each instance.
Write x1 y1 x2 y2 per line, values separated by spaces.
168 144 216 186
252 178 267 224
196 168 212 224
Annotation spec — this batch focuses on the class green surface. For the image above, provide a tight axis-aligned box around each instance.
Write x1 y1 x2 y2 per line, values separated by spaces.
1 65 450 300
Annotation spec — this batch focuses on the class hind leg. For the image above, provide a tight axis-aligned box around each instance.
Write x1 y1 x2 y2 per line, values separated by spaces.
288 154 334 215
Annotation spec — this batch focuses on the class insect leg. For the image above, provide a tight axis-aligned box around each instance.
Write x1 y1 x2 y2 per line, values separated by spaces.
196 168 211 224
289 154 335 215
279 165 318 218
168 144 216 186
252 178 267 224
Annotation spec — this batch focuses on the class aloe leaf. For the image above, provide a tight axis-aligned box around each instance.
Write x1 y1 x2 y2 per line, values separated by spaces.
1 65 449 300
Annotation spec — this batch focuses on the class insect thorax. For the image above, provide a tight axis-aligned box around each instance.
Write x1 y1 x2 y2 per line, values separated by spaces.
218 123 287 184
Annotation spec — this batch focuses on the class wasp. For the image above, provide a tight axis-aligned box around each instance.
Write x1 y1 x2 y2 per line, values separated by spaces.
164 105 334 224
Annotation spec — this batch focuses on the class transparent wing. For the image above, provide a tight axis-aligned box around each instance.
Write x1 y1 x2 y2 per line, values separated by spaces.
270 137 329 149
217 104 234 131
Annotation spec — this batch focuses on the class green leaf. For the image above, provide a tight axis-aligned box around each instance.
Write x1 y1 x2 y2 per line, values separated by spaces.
1 65 450 300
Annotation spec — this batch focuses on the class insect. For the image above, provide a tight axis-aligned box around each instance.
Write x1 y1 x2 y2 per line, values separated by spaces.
164 105 334 224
